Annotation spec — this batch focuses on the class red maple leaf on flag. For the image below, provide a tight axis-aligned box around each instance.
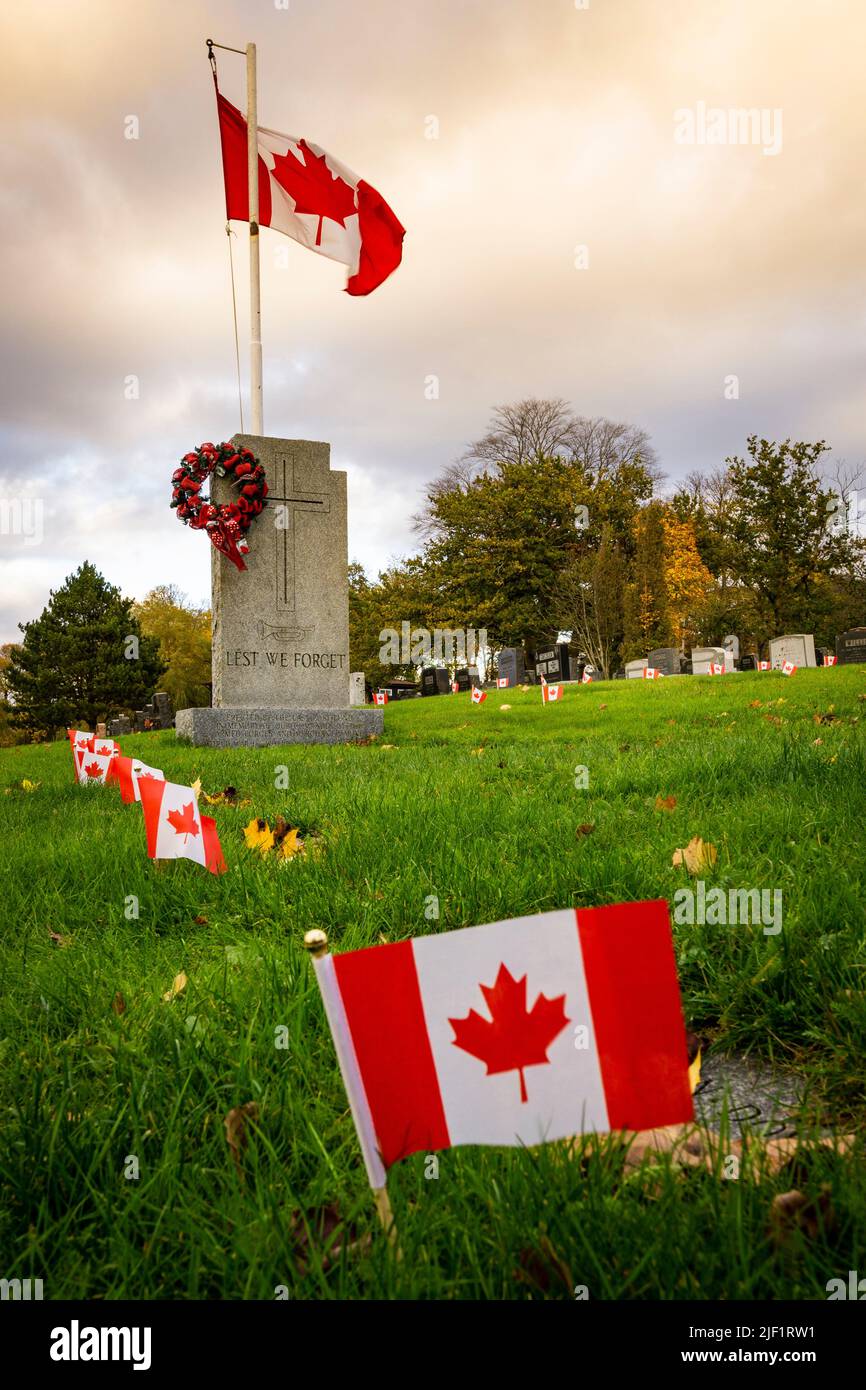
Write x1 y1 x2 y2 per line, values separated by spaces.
166 802 200 842
138 771 156 781
270 140 357 246
449 963 570 1103
82 760 102 779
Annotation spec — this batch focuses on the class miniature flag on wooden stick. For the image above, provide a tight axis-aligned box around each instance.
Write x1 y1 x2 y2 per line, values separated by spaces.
307 900 693 1190
68 730 93 781
708 663 723 676
541 683 562 703
643 668 663 680
758 661 771 671
77 751 116 786
497 678 509 688
823 655 837 666
471 687 487 704
109 755 165 805
374 691 388 706
581 671 593 684
781 660 797 676
139 778 227 874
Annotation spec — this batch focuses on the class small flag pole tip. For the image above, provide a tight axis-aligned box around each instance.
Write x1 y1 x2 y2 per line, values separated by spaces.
304 929 329 957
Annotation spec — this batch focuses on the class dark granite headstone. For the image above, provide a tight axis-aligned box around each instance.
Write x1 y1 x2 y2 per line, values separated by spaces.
497 647 526 687
535 642 571 682
454 668 473 692
739 655 758 672
836 626 866 664
648 647 681 677
420 666 450 696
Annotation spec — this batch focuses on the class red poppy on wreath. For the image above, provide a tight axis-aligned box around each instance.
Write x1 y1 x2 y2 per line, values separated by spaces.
170 441 268 571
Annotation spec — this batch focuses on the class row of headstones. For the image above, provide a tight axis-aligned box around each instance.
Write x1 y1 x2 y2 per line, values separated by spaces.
107 692 174 737
624 628 866 678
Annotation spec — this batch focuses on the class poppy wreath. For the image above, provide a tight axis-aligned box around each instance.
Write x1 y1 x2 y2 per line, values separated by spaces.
170 442 268 572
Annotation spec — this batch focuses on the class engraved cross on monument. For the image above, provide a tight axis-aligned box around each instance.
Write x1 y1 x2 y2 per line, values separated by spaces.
175 433 382 746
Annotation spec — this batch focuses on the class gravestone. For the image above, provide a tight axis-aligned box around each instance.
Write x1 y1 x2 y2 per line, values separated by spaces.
497 647 526 687
722 633 740 667
153 692 173 729
768 633 816 669
348 671 366 706
109 715 132 738
535 642 571 682
175 434 382 745
420 666 450 696
454 668 473 692
648 647 681 677
836 626 866 664
739 655 758 672
625 658 648 678
691 645 725 675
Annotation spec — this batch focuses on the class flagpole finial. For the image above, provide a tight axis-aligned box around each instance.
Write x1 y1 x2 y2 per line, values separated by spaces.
304 929 329 957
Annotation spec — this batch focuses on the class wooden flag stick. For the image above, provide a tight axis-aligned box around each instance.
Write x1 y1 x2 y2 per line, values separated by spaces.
304 929 402 1258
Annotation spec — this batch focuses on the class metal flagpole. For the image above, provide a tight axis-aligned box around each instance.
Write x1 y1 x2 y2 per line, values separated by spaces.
246 41 264 435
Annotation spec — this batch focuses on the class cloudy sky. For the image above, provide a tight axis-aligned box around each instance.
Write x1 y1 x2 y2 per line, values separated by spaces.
1 0 864 645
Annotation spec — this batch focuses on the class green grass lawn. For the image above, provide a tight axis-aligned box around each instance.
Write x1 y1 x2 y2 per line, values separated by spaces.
1 668 864 1300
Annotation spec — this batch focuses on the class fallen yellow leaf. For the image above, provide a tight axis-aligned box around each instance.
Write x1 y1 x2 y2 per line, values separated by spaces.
655 794 677 812
244 817 271 850
672 836 718 874
163 971 188 1002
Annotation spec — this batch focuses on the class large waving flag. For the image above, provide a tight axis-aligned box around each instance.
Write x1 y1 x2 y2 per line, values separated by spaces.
310 900 693 1188
139 778 227 875
215 88 405 296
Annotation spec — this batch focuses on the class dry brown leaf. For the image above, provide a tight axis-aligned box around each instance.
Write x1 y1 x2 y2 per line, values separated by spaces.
515 1234 574 1295
162 971 188 1003
769 1186 834 1245
598 703 608 711
224 1101 259 1179
672 836 718 874
191 777 202 799
749 699 763 709
655 794 677 812
765 714 783 727
575 823 595 838
47 929 72 948
112 992 126 1016
193 914 209 925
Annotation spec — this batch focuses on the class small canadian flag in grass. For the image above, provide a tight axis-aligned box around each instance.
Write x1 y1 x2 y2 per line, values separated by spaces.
643 668 663 680
581 671 593 684
374 691 388 706
139 778 227 874
68 730 93 781
781 660 797 676
471 687 487 704
77 751 115 785
108 755 165 805
708 663 723 676
759 661 771 671
541 683 562 703
497 677 509 688
93 738 119 758
309 900 693 1188
824 655 837 666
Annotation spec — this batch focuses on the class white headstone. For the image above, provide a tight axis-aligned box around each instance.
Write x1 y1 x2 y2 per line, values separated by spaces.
768 634 816 669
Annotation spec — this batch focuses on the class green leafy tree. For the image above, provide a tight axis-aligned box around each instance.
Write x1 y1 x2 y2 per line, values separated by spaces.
725 437 856 642
134 585 211 710
557 524 627 676
7 563 165 737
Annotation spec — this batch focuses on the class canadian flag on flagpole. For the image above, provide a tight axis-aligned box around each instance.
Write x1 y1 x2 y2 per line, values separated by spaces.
373 691 388 706
541 684 562 703
309 900 693 1189
781 660 797 677
139 779 227 874
215 87 405 296
471 688 487 705
108 755 165 805
77 751 116 786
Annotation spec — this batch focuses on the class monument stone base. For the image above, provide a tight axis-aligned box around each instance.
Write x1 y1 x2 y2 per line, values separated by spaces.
175 707 383 748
